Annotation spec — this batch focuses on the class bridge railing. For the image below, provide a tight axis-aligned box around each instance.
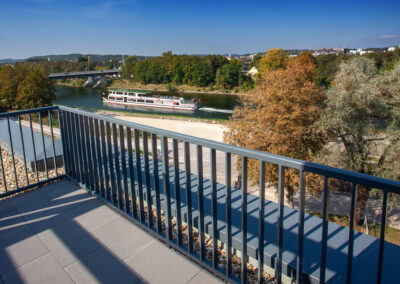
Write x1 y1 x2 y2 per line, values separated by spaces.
57 105 400 283
0 106 66 198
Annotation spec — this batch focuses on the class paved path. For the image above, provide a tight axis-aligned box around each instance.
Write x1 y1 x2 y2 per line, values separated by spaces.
0 180 223 284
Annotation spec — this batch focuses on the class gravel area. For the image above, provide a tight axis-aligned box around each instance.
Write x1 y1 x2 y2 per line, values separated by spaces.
0 148 65 194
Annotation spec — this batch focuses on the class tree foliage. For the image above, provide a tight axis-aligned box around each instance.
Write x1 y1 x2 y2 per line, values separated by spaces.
224 52 325 204
316 57 396 224
258 48 289 75
122 52 251 89
0 66 55 110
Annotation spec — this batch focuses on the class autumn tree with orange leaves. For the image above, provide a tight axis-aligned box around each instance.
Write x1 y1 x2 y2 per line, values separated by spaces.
224 51 325 205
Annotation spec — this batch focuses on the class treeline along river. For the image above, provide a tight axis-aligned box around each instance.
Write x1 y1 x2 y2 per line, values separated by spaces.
55 86 239 120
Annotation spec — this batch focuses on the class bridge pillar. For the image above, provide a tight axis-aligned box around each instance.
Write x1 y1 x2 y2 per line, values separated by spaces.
94 76 106 88
85 76 95 87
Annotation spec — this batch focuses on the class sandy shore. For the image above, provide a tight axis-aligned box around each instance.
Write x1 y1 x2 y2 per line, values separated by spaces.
96 110 227 142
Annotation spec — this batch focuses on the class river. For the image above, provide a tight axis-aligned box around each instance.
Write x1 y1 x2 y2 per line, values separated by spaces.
55 86 240 120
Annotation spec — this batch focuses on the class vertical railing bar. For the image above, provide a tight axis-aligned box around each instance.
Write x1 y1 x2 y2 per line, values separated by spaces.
258 161 266 284
89 117 99 193
134 129 145 223
120 125 129 213
184 142 193 253
197 145 205 261
28 114 39 183
113 124 123 208
101 120 111 201
79 115 89 186
127 127 137 218
94 119 105 197
296 170 306 284
7 117 19 189
377 191 388 284
48 111 58 177
151 134 162 233
320 176 330 284
346 183 357 284
84 116 94 191
39 113 49 180
225 152 232 280
0 144 7 193
75 113 85 184
162 136 172 241
241 156 248 284
81 116 90 187
18 115 29 186
276 165 285 284
57 110 68 176
106 121 116 203
64 110 74 178
210 148 218 269
65 111 76 179
173 139 182 246
143 131 153 228
77 114 85 184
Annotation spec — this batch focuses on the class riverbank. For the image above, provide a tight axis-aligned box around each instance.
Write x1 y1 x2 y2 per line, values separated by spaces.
55 79 87 88
56 78 249 95
110 79 246 96
95 109 227 142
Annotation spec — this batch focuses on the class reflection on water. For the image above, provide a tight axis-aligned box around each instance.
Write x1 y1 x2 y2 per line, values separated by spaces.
55 86 239 119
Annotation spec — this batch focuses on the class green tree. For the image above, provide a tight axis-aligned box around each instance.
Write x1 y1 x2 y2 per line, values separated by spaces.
0 66 55 110
217 59 242 89
316 57 390 224
15 69 55 109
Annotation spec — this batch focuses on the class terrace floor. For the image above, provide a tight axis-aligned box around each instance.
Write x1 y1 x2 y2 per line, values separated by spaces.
0 179 223 284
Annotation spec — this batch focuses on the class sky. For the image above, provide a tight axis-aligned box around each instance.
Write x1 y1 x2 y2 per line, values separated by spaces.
0 0 399 59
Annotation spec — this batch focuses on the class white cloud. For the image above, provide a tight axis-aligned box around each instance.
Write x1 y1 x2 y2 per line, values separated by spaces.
378 34 398 40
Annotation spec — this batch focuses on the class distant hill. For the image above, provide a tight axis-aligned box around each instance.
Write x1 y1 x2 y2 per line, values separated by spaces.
0 54 147 64
0 58 25 64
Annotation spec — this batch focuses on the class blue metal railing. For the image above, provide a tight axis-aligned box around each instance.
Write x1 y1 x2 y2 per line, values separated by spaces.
0 106 66 198
57 105 400 284
3 106 400 283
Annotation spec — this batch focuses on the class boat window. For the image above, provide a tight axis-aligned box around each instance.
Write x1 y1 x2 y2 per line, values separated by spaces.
137 99 144 103
145 100 154 103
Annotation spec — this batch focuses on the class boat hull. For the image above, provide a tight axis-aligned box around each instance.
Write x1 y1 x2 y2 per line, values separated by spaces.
102 98 197 111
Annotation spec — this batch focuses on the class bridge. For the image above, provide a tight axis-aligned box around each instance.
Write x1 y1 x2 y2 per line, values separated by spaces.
48 69 120 80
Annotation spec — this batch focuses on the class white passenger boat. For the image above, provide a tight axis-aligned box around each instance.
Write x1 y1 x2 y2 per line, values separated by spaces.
103 88 197 110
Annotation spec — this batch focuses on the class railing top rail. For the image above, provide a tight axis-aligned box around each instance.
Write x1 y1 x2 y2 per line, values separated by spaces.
59 105 400 193
0 106 58 118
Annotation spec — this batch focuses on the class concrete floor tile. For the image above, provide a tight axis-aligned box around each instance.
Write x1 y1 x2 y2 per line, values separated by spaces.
2 253 74 284
0 226 48 274
0 205 27 237
40 220 101 267
124 240 202 284
91 217 153 260
187 269 224 284
65 248 144 284
65 199 120 231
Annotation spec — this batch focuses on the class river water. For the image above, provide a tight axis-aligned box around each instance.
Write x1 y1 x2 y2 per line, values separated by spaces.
55 86 240 120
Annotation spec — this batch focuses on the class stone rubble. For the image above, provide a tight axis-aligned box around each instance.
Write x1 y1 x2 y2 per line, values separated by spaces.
0 148 65 194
